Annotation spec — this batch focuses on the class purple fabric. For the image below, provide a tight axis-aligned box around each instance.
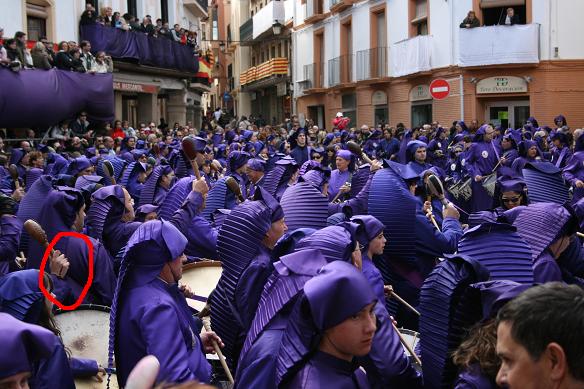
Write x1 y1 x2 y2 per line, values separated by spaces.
350 215 384 247
0 68 114 128
80 23 199 73
0 313 56 379
0 215 23 276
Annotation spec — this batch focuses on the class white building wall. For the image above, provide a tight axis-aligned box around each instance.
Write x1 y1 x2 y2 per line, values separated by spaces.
0 0 24 38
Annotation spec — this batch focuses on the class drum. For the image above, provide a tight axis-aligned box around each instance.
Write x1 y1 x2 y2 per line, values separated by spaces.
399 328 420 357
54 304 119 389
448 178 472 201
482 173 497 197
181 260 223 312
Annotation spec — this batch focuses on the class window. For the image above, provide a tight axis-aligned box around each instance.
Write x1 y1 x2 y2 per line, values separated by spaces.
160 0 168 23
26 1 51 41
410 0 428 36
342 93 357 127
411 102 432 127
271 46 276 59
27 16 46 41
480 0 526 26
127 0 137 17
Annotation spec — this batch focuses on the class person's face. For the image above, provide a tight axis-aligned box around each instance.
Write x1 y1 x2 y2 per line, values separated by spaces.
79 113 87 121
121 188 135 222
323 302 377 359
167 254 186 282
297 133 306 146
312 153 323 162
160 172 174 189
83 42 91 52
263 218 288 249
60 42 69 51
127 138 136 148
483 126 495 142
501 138 511 149
336 157 349 171
97 53 106 62
104 138 114 148
528 146 538 158
368 232 387 256
496 321 551 389
415 147 427 163
0 371 31 389
507 8 514 16
33 156 44 168
20 141 31 152
501 191 522 210
73 204 86 232
144 212 158 221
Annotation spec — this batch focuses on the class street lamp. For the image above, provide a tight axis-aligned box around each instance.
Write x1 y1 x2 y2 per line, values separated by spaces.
219 41 226 53
272 20 283 36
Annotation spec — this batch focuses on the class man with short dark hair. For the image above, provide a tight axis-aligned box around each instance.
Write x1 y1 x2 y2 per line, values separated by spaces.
496 283 584 389
79 40 94 72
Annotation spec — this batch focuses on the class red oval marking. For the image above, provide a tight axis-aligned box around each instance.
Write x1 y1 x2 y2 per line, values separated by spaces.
38 231 94 311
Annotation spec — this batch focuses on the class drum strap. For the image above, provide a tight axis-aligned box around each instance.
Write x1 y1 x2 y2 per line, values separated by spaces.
491 142 500 162
555 147 568 168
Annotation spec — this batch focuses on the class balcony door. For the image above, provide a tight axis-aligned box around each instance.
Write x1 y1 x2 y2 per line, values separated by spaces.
485 100 529 130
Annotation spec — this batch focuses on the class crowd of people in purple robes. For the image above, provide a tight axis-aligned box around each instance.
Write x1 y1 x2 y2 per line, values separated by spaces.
1 109 584 389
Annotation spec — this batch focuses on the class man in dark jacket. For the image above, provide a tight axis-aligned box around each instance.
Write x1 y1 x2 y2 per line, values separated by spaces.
499 7 521 25
460 11 480 28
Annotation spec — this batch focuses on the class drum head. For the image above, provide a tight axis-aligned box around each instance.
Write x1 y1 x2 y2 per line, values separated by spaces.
54 304 110 367
399 328 420 357
182 261 223 312
74 377 119 389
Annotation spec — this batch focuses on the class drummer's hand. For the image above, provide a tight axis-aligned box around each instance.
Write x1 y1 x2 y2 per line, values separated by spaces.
422 201 432 214
443 204 460 220
201 331 224 353
339 184 351 194
179 283 195 299
370 160 382 172
474 175 483 182
576 180 584 188
93 366 106 382
15 251 26 269
500 157 507 165
49 250 70 279
389 315 398 327
192 177 209 195
383 284 394 297
11 187 25 202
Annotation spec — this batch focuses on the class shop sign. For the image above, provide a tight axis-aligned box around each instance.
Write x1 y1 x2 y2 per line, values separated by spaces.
276 82 287 97
372 91 388 105
410 85 431 101
476 76 528 94
113 81 158 94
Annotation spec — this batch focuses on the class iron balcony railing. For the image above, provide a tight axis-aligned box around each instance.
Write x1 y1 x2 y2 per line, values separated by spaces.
328 54 353 86
356 47 388 80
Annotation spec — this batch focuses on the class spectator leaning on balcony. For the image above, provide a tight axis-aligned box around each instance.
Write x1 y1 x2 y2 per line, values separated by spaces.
80 3 96 25
499 7 520 25
91 51 113 73
171 24 182 42
70 112 92 138
70 48 86 72
101 6 113 25
460 11 480 28
39 36 55 65
14 31 32 68
140 17 155 36
80 40 95 71
31 42 52 70
54 41 74 70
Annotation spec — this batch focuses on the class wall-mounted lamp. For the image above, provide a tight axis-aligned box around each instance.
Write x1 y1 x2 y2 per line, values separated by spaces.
219 41 226 53
470 77 478 84
272 20 283 36
523 76 533 83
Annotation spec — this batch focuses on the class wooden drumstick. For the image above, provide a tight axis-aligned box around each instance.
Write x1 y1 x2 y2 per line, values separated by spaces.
347 141 373 165
24 220 51 251
392 323 422 366
202 319 234 384
190 159 202 181
386 287 421 317
577 232 584 239
225 176 244 203
8 164 20 189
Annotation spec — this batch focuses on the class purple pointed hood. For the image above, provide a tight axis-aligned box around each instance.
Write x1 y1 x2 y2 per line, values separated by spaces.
253 186 284 222
280 182 329 231
294 223 359 263
0 312 57 379
350 215 384 248
85 185 126 241
66 156 91 176
0 269 45 324
25 168 44 192
138 165 173 207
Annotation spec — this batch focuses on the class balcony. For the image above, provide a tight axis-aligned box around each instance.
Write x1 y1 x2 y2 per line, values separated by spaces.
328 54 353 87
329 0 353 14
253 0 285 39
183 0 209 18
240 18 253 43
302 62 325 91
241 57 289 88
459 24 540 67
305 0 325 24
80 23 198 73
390 35 432 77
356 47 388 81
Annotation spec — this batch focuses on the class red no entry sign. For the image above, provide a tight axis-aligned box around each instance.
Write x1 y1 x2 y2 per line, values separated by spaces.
430 79 450 100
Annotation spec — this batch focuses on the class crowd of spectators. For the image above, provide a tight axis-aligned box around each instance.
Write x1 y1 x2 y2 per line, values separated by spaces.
80 3 199 49
0 26 112 73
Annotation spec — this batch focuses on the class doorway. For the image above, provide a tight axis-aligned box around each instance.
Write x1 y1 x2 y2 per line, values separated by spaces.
308 105 325 129
485 100 530 130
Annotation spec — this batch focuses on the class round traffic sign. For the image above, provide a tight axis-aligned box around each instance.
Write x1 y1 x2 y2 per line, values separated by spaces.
430 79 450 100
